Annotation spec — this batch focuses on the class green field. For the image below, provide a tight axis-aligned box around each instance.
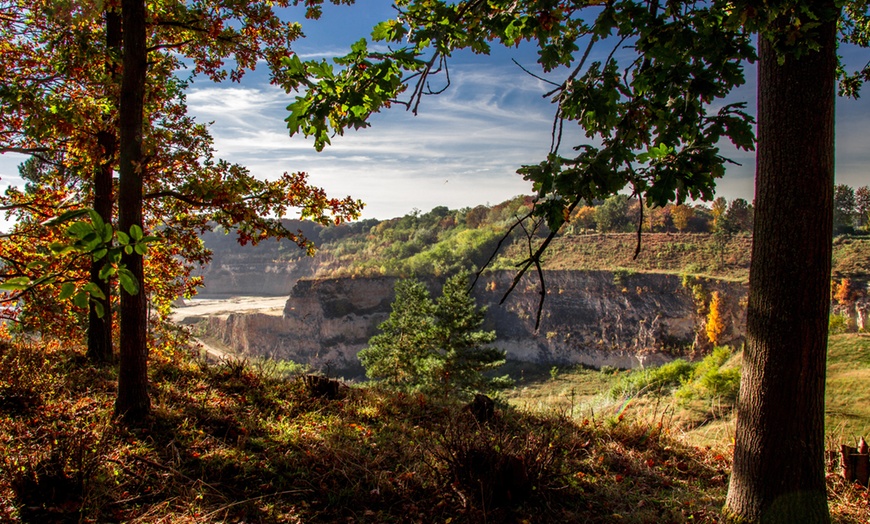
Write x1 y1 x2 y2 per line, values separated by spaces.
502 334 870 451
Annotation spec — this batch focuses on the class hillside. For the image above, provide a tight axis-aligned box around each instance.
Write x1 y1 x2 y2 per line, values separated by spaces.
196 198 870 296
1 338 867 523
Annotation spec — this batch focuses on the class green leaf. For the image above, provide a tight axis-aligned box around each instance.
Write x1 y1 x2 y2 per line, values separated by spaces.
41 208 90 227
73 291 89 309
129 224 144 241
134 243 148 255
117 231 130 245
88 209 104 231
82 282 106 300
350 38 368 55
67 221 95 239
124 245 133 255
101 223 113 243
118 269 139 295
0 276 32 291
58 282 77 300
93 301 105 318
98 264 115 280
93 248 108 261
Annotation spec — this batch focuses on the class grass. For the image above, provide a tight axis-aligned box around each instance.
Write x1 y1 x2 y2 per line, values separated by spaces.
825 333 870 442
1 335 869 522
499 336 870 523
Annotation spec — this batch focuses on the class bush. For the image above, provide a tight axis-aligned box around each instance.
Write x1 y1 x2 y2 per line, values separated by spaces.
675 346 741 403
607 359 695 398
829 313 853 334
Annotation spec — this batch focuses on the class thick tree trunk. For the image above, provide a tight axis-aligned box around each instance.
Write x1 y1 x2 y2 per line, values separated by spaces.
87 9 121 364
114 0 150 423
724 9 836 524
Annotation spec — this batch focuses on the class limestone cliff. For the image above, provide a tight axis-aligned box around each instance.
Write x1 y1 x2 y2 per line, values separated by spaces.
196 253 320 296
202 270 747 375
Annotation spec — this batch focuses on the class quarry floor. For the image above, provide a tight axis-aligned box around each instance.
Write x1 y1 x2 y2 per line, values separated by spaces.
170 295 288 323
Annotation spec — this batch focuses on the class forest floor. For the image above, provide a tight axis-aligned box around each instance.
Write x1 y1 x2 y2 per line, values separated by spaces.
1 335 868 523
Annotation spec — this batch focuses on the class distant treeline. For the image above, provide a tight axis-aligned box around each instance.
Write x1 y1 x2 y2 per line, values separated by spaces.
201 184 868 278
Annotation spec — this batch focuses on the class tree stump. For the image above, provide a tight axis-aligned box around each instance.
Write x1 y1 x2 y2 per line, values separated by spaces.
302 374 345 400
840 437 870 487
463 393 495 424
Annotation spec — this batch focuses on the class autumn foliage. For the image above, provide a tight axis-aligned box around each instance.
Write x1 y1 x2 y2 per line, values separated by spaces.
705 291 726 346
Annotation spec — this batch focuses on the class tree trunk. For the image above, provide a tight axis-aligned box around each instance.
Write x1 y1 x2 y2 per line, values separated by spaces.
87 9 121 365
114 0 150 423
724 9 836 524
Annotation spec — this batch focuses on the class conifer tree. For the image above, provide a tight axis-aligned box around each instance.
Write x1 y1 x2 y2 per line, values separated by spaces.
358 279 436 388
430 272 505 396
359 273 506 396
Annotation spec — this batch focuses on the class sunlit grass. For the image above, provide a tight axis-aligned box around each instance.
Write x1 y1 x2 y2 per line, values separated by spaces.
1 335 868 522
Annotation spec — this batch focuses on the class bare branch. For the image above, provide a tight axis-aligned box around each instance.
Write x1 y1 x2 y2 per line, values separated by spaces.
511 58 559 87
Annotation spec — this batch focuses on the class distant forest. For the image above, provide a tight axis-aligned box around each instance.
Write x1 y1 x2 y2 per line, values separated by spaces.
202 183 869 280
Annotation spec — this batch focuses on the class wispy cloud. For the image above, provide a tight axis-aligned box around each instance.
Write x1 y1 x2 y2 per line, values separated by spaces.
184 63 561 219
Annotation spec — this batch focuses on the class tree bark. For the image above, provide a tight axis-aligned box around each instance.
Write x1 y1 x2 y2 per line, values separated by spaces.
114 0 150 423
724 7 836 523
87 8 121 365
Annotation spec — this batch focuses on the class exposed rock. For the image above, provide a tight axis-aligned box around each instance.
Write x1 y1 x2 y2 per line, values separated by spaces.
200 270 748 375
196 253 320 296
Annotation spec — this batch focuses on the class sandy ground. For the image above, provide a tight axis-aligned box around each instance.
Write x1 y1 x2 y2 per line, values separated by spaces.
170 295 288 323
170 295 289 361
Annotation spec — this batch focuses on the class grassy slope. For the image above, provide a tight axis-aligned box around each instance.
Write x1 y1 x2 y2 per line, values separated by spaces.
2 342 738 523
1 339 866 523
503 334 870 444
826 334 870 441
500 334 870 522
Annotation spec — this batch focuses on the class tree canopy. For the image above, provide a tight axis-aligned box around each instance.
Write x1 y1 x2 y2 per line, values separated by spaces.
285 1 870 522
0 0 362 421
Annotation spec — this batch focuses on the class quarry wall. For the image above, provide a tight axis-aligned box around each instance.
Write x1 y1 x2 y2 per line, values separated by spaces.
200 270 748 375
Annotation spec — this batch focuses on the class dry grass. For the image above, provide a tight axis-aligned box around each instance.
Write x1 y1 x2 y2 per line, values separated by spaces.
1 335 868 523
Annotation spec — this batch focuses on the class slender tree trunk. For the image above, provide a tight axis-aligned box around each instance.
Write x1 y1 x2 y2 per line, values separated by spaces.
115 0 149 423
87 9 121 364
724 8 836 523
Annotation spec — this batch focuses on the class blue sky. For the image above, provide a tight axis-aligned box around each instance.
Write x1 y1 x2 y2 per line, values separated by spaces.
0 3 868 222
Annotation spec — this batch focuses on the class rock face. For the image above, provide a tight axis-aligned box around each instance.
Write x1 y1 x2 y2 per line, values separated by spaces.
196 254 319 296
203 270 748 375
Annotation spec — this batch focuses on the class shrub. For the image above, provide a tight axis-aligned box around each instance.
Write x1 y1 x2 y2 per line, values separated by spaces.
675 346 741 403
607 359 695 398
829 313 853 335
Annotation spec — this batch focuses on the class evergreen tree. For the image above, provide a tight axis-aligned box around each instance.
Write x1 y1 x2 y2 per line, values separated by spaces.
358 279 435 388
430 272 506 396
359 273 507 396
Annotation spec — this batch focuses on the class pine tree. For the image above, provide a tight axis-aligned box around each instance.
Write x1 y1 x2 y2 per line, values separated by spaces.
358 279 436 388
430 272 506 396
359 273 507 396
